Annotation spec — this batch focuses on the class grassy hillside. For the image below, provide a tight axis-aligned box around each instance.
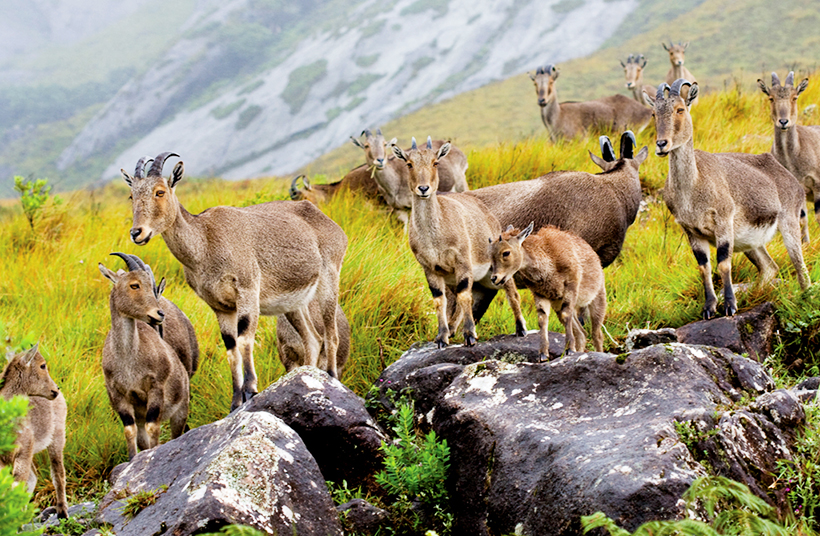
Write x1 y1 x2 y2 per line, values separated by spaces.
304 0 820 177
3 79 820 514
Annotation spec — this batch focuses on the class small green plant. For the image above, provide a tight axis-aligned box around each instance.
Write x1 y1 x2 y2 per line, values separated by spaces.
119 485 168 520
582 476 791 536
13 176 62 231
200 525 265 536
376 401 452 535
777 401 820 530
0 396 40 536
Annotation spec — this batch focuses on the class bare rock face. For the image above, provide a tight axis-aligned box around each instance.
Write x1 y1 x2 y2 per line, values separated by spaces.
95 410 342 536
244 366 387 489
372 341 797 535
676 302 776 361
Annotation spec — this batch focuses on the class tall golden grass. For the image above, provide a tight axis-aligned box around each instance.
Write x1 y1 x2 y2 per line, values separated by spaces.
2 79 820 505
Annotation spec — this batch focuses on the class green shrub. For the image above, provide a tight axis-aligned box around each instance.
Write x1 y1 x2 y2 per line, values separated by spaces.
13 176 62 231
280 60 328 114
0 396 40 536
777 400 820 530
376 401 452 534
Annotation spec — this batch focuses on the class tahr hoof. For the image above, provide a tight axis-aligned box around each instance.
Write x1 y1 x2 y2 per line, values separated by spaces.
436 339 448 349
724 303 737 316
702 308 715 320
515 320 527 337
538 353 549 363
464 333 477 346
242 389 257 403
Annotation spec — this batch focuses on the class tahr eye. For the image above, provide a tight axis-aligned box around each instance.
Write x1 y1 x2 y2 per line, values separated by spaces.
128 195 132 200
407 163 413 168
155 190 165 197
130 283 140 290
503 251 510 258
40 363 46 370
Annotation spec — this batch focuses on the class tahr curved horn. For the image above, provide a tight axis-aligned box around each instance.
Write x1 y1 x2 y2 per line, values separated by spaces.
134 156 154 179
771 72 781 87
599 136 616 162
785 71 795 86
669 78 691 97
427 136 432 149
411 137 417 150
148 152 179 177
656 83 670 100
110 252 142 273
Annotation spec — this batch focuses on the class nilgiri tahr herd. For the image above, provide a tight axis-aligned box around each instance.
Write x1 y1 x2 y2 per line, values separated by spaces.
3 41 819 518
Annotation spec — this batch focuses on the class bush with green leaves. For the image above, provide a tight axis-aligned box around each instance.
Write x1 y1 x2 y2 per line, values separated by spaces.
581 476 794 536
376 401 452 535
0 396 39 536
13 176 62 231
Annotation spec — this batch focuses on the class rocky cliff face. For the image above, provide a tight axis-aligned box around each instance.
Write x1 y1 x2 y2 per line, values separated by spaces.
55 0 637 181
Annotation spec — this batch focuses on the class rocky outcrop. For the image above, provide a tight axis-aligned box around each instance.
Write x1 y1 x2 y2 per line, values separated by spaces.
676 302 777 361
371 338 798 535
95 409 342 536
244 366 387 489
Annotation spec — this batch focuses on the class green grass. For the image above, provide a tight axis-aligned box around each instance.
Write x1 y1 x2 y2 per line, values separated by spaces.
4 80 820 512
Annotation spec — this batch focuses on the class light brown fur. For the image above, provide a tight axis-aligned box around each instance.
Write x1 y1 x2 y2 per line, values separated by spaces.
530 64 652 141
289 166 382 205
490 224 606 360
662 42 698 105
123 153 348 412
277 302 350 375
99 255 190 460
758 71 820 229
648 79 809 319
392 137 526 347
621 54 656 106
0 345 67 518
352 129 469 224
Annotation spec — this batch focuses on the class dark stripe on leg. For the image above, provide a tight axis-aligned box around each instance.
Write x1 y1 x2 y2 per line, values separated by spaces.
456 278 470 294
429 286 443 298
118 412 135 427
238 315 250 335
222 333 236 350
693 250 709 266
801 208 807 218
716 243 731 264
146 406 161 424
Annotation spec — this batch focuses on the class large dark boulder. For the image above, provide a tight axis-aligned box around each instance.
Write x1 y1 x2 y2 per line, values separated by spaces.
676 302 776 361
95 410 342 536
375 341 793 535
244 366 387 489
370 332 567 424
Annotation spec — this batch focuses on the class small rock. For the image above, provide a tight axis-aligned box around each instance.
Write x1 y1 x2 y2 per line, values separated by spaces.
796 377 820 391
336 498 389 535
676 302 776 361
624 328 678 351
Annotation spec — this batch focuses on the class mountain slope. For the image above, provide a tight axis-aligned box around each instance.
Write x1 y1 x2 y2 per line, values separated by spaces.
305 0 820 176
56 0 639 183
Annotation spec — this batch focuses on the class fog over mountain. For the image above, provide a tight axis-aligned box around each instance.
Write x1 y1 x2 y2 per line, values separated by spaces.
0 0 641 191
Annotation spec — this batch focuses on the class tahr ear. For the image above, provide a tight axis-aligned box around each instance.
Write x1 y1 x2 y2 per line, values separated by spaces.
437 142 451 160
756 79 770 96
686 83 699 106
589 151 609 171
350 136 365 149
528 72 536 81
797 78 809 95
642 90 655 108
170 161 184 188
98 263 119 283
121 169 134 187
23 344 39 366
517 222 534 243
634 146 649 165
392 145 408 161
157 277 166 298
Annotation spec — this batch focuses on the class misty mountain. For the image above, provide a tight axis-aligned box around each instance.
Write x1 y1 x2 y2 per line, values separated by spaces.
0 0 643 193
